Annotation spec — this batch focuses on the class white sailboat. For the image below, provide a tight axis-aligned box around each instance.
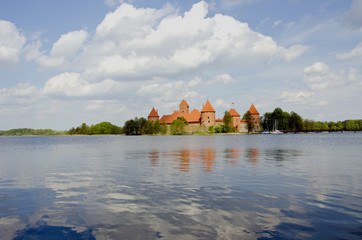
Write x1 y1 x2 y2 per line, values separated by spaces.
263 119 282 134
271 119 282 134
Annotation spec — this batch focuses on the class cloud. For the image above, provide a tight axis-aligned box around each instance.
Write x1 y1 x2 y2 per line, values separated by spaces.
43 72 129 98
0 20 26 64
23 1 307 82
214 99 231 110
207 74 236 84
279 91 314 104
137 80 199 102
25 41 65 68
340 0 362 30
303 62 359 90
68 1 307 82
336 42 362 60
0 83 41 105
187 77 203 87
25 30 88 69
272 20 283 28
50 30 88 57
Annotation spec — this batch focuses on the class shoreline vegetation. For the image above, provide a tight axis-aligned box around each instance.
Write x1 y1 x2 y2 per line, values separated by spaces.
1 107 361 136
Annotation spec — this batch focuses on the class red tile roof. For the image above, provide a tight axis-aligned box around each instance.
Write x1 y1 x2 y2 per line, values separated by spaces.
229 108 240 117
201 100 215 113
160 109 201 124
148 107 159 117
249 104 259 115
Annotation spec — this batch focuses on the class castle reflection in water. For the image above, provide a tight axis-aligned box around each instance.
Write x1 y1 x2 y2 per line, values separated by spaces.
148 148 260 172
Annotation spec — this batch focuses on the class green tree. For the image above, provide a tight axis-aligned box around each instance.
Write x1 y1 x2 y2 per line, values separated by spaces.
281 111 290 132
208 125 214 132
244 110 254 133
144 121 154 135
153 119 161 134
160 121 168 135
88 122 120 134
170 117 188 135
214 124 224 133
288 111 303 132
137 117 148 135
304 119 312 132
262 112 273 132
223 111 233 133
123 118 138 135
79 123 89 134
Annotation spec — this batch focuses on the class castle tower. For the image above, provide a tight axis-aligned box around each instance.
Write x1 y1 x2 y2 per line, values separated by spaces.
148 107 159 123
179 99 189 114
229 108 241 132
249 104 260 131
201 100 215 128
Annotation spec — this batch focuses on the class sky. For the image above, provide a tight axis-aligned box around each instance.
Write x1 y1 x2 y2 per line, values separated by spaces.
0 0 361 130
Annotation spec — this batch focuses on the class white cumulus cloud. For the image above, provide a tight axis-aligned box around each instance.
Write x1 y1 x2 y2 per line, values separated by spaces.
25 30 88 69
336 42 362 60
50 30 88 57
43 72 128 97
0 20 26 64
79 1 307 81
207 74 236 85
279 91 314 104
304 62 359 90
0 83 41 105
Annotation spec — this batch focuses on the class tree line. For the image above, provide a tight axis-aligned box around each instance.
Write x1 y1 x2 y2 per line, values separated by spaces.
0 128 66 136
1 110 360 136
123 117 167 135
68 122 122 135
261 107 362 132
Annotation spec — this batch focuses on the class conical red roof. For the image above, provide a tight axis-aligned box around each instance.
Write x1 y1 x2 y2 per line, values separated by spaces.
201 100 215 113
148 107 159 117
229 108 240 117
249 104 259 114
180 99 189 107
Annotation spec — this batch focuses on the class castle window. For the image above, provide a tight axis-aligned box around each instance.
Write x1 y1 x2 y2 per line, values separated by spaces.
208 121 210 123
208 116 209 119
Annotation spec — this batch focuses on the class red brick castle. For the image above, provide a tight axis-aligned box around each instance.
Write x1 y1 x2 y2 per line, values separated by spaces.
148 99 260 132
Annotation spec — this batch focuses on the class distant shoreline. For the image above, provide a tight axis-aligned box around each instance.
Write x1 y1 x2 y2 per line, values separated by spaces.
1 130 360 137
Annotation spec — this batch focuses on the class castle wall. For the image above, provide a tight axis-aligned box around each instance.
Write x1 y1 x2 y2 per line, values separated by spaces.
240 122 248 132
185 124 207 133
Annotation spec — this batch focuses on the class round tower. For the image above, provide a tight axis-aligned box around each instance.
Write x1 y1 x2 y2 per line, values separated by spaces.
249 104 260 131
201 100 215 128
229 108 241 132
148 107 159 123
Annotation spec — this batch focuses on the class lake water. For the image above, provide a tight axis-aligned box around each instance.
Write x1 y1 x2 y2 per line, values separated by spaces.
0 134 361 239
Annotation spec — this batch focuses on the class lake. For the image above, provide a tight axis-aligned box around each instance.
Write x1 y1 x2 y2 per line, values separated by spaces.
0 134 361 239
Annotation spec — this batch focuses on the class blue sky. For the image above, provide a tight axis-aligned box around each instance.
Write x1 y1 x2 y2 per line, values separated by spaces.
0 0 361 130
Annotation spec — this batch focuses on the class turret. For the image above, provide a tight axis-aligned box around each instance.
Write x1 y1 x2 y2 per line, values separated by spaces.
248 104 260 131
201 100 215 127
179 99 189 114
148 107 159 123
229 108 241 132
